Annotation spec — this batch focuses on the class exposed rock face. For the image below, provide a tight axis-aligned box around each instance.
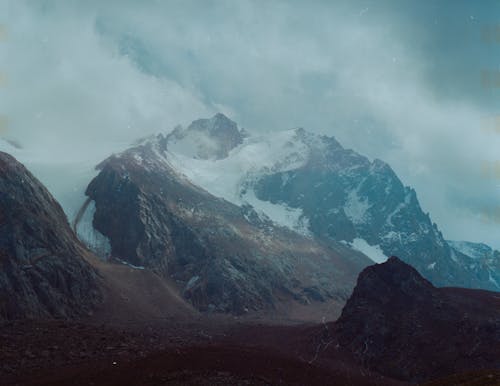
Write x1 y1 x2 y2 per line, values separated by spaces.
85 137 371 314
0 152 102 320
166 113 245 160
334 256 500 382
448 240 500 290
251 128 498 290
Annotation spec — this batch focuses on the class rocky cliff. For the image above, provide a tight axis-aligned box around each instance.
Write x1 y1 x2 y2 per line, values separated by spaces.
0 152 102 320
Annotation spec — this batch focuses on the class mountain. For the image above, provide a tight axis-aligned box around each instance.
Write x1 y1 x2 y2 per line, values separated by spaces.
158 114 497 292
78 126 372 316
166 113 246 160
245 128 498 290
447 240 500 290
332 256 500 382
0 152 102 320
77 113 499 315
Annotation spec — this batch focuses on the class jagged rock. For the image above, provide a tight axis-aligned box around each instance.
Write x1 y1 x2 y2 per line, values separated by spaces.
250 128 498 291
448 240 500 290
0 152 102 320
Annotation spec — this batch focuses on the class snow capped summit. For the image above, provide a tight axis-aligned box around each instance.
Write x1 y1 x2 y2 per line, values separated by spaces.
158 115 500 291
75 114 500 296
80 121 372 314
166 113 245 160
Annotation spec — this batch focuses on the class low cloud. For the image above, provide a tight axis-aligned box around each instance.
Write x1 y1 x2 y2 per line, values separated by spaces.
1 0 499 247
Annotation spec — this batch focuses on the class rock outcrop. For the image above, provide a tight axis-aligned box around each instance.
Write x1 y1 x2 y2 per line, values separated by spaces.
0 152 102 320
333 256 500 382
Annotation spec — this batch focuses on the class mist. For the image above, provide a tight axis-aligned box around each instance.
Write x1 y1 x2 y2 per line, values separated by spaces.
1 0 499 248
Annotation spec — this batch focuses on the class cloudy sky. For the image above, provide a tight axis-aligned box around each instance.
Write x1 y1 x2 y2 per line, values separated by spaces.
1 0 499 248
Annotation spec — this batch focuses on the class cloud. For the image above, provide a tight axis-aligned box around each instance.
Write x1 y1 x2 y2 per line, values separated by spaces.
1 0 499 248
1 0 213 163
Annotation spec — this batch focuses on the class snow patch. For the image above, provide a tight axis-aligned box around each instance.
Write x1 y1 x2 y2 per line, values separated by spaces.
166 129 310 206
115 258 145 270
185 275 200 291
242 189 311 236
448 240 493 260
350 238 388 264
76 200 111 259
168 130 219 159
344 190 370 225
164 129 313 235
488 271 499 288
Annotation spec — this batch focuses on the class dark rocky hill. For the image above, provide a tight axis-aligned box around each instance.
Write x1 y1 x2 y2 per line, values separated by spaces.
0 152 102 320
332 256 500 382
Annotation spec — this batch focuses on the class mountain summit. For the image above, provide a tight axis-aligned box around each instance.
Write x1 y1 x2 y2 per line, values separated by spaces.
166 113 245 160
334 256 500 382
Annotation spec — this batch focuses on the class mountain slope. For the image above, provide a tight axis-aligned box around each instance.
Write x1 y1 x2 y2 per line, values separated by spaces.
0 152 102 320
248 128 497 290
82 133 371 316
154 114 498 291
77 113 499 316
448 240 500 290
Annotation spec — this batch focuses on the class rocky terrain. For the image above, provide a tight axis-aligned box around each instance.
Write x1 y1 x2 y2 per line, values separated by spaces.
0 317 401 386
0 152 102 320
332 256 500 383
82 128 371 316
448 240 500 290
78 114 500 298
77 113 500 309
2 114 500 385
3 256 500 385
248 128 499 291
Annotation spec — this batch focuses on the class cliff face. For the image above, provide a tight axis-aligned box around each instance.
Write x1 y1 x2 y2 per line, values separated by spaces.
333 256 500 382
85 138 371 315
251 129 492 290
0 152 102 320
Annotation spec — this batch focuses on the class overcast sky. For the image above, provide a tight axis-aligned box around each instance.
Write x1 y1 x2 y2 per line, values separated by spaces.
1 0 500 248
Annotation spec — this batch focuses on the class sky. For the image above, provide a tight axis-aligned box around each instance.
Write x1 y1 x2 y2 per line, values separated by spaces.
1 0 499 248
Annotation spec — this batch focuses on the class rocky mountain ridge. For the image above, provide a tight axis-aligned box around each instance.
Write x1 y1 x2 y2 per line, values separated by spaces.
160 114 499 292
0 152 102 320
81 135 371 315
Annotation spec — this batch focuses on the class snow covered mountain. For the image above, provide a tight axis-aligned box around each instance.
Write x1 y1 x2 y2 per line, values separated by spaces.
76 113 500 309
448 240 500 290
76 121 371 315
157 114 499 291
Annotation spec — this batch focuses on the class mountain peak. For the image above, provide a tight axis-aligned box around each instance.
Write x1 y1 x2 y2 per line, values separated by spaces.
188 113 238 136
353 255 435 299
334 255 500 382
211 112 235 124
166 113 244 160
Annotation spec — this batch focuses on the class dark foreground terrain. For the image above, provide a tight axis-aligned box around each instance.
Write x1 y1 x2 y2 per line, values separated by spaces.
1 317 399 386
3 257 500 386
